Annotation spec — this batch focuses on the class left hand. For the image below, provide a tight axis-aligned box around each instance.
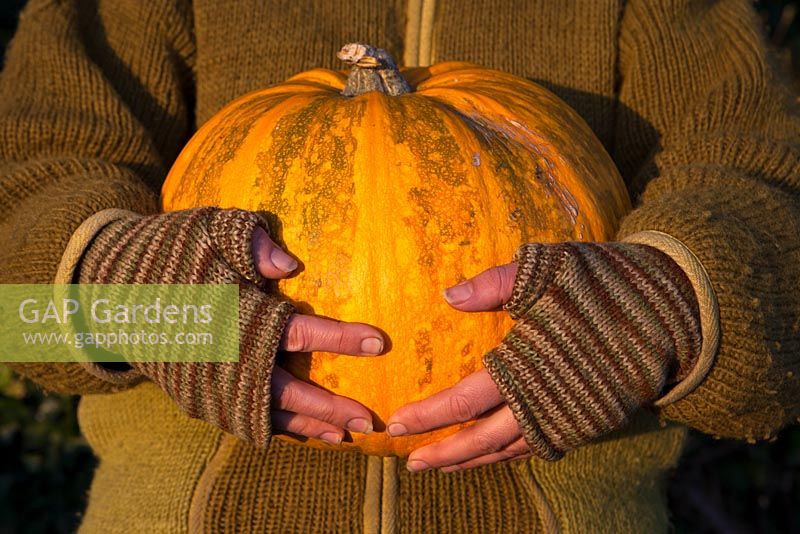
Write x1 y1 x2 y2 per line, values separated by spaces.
386 262 530 473
387 242 703 472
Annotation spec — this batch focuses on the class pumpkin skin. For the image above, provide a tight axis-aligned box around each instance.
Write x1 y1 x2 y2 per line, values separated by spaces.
161 61 631 456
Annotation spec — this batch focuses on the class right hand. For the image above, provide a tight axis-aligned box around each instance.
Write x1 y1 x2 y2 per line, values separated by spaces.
256 227 381 445
78 207 381 447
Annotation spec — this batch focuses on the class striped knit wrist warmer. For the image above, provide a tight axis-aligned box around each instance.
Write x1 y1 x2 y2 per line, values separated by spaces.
77 207 294 447
483 242 702 461
80 207 271 286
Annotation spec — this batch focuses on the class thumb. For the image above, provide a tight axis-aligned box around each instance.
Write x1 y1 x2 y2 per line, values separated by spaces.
443 263 518 312
252 226 299 279
207 208 298 282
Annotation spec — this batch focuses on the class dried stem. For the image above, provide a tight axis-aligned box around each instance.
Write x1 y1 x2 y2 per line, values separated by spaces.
337 43 412 97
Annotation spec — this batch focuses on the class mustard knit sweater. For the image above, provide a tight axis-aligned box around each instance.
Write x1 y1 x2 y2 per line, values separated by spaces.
1 0 799 532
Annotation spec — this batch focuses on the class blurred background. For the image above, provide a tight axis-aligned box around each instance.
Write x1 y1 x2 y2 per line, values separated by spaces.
1 1 799 532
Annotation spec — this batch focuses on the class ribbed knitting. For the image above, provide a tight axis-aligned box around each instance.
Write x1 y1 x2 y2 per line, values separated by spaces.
77 208 294 447
484 242 701 460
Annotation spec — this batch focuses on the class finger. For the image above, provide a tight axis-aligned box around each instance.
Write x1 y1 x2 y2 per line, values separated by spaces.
442 263 518 311
272 410 345 445
405 406 520 472
252 226 298 278
272 367 374 433
439 437 531 472
280 314 385 355
386 369 503 437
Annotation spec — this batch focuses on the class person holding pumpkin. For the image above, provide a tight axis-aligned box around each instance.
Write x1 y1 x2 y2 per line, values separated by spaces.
1 0 798 532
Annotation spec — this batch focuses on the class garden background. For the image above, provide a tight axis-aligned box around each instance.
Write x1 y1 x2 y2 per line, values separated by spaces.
1 1 798 532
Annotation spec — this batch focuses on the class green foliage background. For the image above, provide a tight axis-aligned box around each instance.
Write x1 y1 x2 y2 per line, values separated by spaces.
0 1 799 532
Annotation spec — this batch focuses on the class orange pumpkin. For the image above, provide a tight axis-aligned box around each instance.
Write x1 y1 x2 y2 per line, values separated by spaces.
161 44 631 456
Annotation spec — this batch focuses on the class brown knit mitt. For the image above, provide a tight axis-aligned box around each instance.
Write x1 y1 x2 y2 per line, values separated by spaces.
483 242 702 461
77 207 294 447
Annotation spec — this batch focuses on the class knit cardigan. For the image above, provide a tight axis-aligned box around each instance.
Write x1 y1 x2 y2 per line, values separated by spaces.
1 0 799 532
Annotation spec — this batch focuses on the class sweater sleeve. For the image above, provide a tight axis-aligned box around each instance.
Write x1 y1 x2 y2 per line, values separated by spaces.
612 0 800 441
0 0 195 394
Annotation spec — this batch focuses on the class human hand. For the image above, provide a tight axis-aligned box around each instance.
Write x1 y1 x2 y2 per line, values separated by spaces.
78 207 381 447
389 241 701 471
252 225 380 445
387 263 531 472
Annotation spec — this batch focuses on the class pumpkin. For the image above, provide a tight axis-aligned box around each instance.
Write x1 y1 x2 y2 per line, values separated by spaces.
161 43 631 456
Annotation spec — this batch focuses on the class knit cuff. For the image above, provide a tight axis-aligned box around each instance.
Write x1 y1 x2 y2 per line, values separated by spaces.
622 230 720 407
55 208 144 285
483 343 564 461
58 208 147 389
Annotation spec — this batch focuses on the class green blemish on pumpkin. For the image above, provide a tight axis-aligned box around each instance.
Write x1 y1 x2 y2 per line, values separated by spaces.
459 360 476 379
256 98 326 216
459 341 475 379
257 97 366 308
296 100 361 247
414 329 434 387
419 358 433 387
180 94 287 205
386 97 498 283
386 97 466 187
324 373 340 389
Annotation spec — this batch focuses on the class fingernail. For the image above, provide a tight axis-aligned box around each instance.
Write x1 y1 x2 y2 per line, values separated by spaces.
387 423 408 437
443 281 473 305
320 432 342 445
346 418 373 434
360 337 384 355
270 247 298 272
441 465 461 473
406 459 430 472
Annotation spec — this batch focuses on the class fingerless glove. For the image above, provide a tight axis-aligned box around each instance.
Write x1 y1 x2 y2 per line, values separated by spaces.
77 207 294 447
484 242 702 460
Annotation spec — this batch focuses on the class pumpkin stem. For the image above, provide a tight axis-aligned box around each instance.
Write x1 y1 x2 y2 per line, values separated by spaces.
338 43 412 97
